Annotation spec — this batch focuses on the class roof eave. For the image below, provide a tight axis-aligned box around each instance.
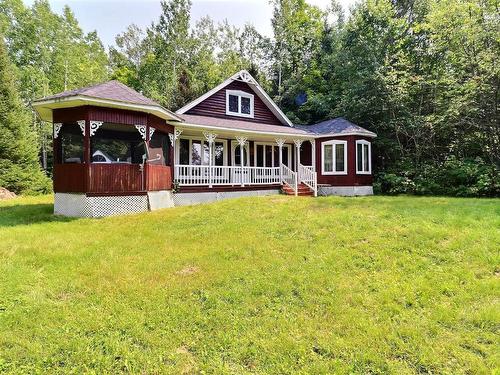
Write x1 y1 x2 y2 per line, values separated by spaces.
314 131 377 138
32 95 183 122
169 121 313 139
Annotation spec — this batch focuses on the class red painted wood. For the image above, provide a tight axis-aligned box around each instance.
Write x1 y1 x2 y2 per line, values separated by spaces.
88 106 147 125
89 164 144 193
315 135 373 186
53 164 86 192
186 80 283 125
53 107 88 123
146 164 172 191
148 114 174 134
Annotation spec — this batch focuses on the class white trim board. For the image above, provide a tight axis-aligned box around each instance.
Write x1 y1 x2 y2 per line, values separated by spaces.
321 140 348 175
356 139 372 175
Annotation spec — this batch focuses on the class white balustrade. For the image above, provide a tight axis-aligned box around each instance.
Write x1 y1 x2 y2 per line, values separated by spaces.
281 163 298 196
298 164 318 197
175 165 280 186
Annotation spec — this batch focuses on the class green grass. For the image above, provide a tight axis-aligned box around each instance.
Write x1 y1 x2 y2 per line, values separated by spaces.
0 195 499 374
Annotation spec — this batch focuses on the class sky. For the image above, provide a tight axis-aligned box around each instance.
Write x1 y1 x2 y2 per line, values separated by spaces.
23 0 356 48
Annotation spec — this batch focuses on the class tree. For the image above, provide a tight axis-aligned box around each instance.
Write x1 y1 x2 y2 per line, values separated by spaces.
0 36 50 194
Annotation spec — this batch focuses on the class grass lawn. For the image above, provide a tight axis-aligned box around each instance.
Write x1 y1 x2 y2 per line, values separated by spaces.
0 195 499 374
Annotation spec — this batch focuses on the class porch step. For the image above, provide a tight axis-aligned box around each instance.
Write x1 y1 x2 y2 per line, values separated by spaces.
282 183 314 196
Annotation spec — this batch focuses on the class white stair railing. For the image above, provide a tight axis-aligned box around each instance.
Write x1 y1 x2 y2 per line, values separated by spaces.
281 163 298 196
298 164 318 197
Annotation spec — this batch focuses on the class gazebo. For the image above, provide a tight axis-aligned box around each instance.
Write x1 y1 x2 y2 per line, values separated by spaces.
33 81 182 217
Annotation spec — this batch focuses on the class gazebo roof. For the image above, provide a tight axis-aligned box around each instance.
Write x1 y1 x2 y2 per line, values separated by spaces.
32 81 182 122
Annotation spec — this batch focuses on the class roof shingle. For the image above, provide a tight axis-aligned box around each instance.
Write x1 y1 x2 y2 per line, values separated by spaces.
38 80 160 107
296 118 375 136
180 115 375 137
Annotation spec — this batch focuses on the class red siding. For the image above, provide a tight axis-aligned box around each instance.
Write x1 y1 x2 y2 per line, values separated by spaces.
89 164 144 193
316 135 373 186
186 80 283 126
53 164 86 193
146 164 172 191
88 106 147 125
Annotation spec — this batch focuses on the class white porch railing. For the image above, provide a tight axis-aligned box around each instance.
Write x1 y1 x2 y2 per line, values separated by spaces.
281 163 298 196
175 164 317 197
175 165 280 186
298 164 318 197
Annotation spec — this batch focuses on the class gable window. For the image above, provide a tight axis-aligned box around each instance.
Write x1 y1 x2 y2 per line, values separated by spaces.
226 90 254 118
356 140 371 174
321 140 347 175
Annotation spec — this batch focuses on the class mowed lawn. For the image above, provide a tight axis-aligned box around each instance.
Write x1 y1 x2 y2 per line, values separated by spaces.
0 195 498 374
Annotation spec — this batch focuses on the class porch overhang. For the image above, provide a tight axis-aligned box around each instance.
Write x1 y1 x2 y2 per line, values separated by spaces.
33 95 183 123
168 121 314 142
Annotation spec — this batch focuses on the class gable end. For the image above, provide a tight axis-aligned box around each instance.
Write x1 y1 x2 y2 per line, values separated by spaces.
184 80 283 126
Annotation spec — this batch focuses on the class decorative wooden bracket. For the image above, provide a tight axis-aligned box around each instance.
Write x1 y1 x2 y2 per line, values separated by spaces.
89 121 103 137
53 123 63 139
77 120 86 136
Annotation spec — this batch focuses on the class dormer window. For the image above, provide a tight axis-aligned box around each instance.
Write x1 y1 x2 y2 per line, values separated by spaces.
226 90 254 118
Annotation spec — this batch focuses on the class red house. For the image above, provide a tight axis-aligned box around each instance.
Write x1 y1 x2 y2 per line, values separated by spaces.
33 71 376 217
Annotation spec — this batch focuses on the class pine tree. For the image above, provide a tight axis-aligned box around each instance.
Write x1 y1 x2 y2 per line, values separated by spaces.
0 36 50 194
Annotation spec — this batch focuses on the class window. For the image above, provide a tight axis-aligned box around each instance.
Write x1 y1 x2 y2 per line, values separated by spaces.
177 137 227 166
90 123 145 164
226 90 254 118
232 142 249 166
59 124 84 163
254 142 291 168
321 140 347 175
356 140 371 174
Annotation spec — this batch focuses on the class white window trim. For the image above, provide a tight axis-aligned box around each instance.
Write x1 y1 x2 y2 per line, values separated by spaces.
230 140 250 166
226 90 254 118
176 136 228 166
321 140 348 175
253 142 292 169
356 139 372 175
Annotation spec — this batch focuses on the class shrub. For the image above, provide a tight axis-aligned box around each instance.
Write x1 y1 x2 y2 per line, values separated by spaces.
375 157 499 197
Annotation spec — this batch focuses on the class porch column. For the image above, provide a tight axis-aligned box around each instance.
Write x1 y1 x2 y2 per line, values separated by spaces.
77 119 90 190
309 139 316 171
275 138 286 183
294 139 303 171
235 136 247 187
169 128 182 181
203 132 217 188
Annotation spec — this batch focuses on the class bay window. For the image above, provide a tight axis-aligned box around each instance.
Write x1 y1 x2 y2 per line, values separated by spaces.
356 140 371 174
321 140 347 175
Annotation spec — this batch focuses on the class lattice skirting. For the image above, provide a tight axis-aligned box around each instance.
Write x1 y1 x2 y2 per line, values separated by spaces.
172 189 280 207
317 185 373 197
55 190 277 217
55 193 149 218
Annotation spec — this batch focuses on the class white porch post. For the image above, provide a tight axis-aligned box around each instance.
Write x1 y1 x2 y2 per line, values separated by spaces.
275 138 286 183
309 139 316 171
235 136 247 187
203 132 217 188
294 139 303 171
169 128 182 180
